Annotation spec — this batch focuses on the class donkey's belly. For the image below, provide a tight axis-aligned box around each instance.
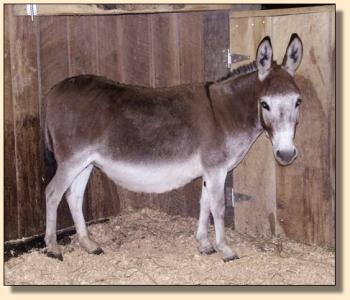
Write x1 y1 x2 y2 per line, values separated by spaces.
95 154 203 193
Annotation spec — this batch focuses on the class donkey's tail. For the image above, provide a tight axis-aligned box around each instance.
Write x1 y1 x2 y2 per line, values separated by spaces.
44 124 57 184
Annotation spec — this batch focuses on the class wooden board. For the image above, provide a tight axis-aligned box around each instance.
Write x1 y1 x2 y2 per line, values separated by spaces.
272 10 335 246
230 15 277 238
178 12 205 83
203 11 230 82
7 12 45 238
96 15 124 82
4 5 18 240
13 4 233 16
151 13 181 88
229 5 335 246
230 5 334 18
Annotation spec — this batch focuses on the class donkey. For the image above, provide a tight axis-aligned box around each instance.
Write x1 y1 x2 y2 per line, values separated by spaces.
44 34 303 262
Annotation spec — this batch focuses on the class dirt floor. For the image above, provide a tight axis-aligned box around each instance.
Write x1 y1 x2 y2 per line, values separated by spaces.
5 208 335 285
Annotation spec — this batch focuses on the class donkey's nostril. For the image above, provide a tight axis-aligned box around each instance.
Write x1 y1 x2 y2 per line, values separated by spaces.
276 149 296 162
276 150 282 159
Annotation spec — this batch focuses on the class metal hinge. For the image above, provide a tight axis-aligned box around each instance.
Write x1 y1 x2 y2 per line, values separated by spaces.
226 188 254 208
224 172 253 207
26 4 37 22
225 49 250 69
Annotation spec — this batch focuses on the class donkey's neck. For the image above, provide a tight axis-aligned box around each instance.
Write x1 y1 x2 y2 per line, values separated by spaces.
211 71 263 134
209 71 264 168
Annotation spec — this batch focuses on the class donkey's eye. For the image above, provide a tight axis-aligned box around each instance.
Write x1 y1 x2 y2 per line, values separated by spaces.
261 101 270 111
295 98 302 108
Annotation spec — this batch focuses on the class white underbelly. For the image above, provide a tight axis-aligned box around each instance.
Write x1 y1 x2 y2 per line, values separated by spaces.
95 154 203 193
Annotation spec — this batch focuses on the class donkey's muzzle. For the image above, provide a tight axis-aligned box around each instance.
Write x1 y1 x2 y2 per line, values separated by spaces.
276 149 297 165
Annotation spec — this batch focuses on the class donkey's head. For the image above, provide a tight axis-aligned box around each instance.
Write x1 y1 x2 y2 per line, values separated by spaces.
256 34 303 166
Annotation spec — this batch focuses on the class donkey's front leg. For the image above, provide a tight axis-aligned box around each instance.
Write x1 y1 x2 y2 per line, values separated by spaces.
205 168 239 262
196 180 216 255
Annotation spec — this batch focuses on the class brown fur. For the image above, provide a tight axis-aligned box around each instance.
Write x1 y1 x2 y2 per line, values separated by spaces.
47 76 211 163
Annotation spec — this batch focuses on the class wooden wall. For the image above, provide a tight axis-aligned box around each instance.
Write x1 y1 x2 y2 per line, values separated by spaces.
230 6 335 246
4 6 233 241
7 5 334 248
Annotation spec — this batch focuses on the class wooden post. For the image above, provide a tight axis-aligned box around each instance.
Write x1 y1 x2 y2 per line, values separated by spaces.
7 6 45 238
4 5 19 240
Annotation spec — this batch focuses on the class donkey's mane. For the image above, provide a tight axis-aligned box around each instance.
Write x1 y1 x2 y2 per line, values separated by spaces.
216 61 257 83
229 61 258 79
214 60 280 83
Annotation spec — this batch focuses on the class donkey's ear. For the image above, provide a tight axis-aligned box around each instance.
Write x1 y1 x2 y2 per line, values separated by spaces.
282 33 303 76
256 36 273 81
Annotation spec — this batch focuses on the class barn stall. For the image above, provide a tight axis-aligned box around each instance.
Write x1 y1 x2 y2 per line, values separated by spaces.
4 4 335 285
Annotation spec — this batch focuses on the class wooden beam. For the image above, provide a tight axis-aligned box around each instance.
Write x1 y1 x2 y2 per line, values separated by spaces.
230 5 334 18
8 11 45 238
13 4 233 16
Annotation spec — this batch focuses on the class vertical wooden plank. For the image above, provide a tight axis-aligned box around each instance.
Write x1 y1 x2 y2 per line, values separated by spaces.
234 136 277 237
203 11 230 82
229 15 277 238
272 10 335 246
181 179 202 218
67 15 99 76
96 15 123 81
4 5 18 241
178 12 205 83
85 171 121 220
152 13 181 87
119 14 153 86
39 16 70 97
8 11 45 238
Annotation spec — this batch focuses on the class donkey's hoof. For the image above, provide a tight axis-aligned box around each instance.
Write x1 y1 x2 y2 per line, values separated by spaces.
91 247 104 255
199 246 216 255
223 254 240 263
47 251 63 261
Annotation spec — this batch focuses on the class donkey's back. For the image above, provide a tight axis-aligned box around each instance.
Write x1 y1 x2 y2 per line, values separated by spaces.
46 75 214 164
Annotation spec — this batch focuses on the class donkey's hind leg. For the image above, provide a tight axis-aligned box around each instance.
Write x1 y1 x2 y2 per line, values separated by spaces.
45 160 91 260
66 165 103 255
